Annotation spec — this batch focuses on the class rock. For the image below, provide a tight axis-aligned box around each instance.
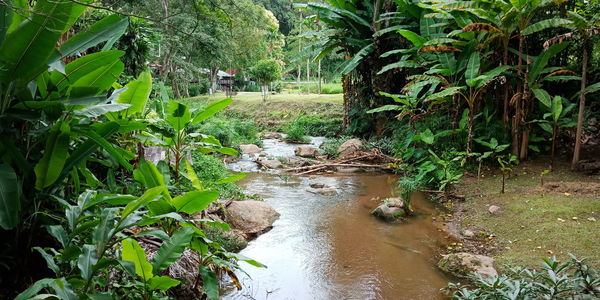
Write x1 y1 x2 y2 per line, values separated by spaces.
295 146 320 158
309 183 326 189
257 158 282 169
226 201 280 236
488 205 501 214
438 253 498 279
263 132 282 139
314 188 337 196
383 197 404 208
282 156 308 167
372 204 405 221
588 217 597 222
239 144 262 154
258 151 267 157
462 230 475 238
337 138 364 158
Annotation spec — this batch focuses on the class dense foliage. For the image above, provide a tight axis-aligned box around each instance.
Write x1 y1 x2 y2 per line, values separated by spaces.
300 0 600 211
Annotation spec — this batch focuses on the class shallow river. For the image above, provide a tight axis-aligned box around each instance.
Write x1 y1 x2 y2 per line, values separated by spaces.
223 138 451 300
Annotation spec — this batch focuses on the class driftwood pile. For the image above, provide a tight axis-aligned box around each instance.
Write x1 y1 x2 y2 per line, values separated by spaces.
285 148 402 175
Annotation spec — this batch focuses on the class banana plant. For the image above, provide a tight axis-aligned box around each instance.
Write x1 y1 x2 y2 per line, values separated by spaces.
542 11 600 169
533 96 576 170
140 98 237 182
0 0 133 231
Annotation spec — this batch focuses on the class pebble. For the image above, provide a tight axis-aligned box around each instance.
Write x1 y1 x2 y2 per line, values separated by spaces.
588 217 597 222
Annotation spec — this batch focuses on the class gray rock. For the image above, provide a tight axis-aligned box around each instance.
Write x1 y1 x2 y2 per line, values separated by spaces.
258 151 267 157
226 201 280 235
257 158 282 169
372 204 405 221
488 205 501 214
314 188 337 196
383 197 404 208
295 146 320 158
337 138 364 158
239 144 262 154
438 253 498 279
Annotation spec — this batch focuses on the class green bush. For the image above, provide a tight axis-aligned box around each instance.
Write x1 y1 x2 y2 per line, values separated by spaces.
283 120 310 143
188 80 209 96
199 115 260 147
191 153 243 199
283 115 342 138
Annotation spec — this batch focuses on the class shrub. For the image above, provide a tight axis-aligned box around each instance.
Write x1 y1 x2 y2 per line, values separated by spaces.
445 255 600 299
191 153 244 199
199 115 261 147
283 120 310 143
283 115 342 138
188 80 209 97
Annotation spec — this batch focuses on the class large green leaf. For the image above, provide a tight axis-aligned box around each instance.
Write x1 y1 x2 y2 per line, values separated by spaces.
92 208 118 255
522 18 572 35
192 98 233 124
465 52 480 85
78 244 99 280
74 103 131 118
79 129 133 170
0 3 12 43
532 88 552 108
528 42 569 82
50 14 129 64
0 0 85 83
122 239 153 281
57 122 120 185
165 100 191 131
117 70 153 117
551 96 563 122
172 190 219 214
34 123 71 190
185 160 203 190
33 247 59 275
121 186 165 219
0 164 19 229
53 50 124 92
151 227 194 274
148 276 180 291
199 265 220 300
15 278 77 300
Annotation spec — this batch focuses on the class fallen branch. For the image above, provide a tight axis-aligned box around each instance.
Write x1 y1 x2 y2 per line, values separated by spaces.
287 163 394 173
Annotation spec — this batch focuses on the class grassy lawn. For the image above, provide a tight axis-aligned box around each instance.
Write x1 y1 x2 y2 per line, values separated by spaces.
455 159 600 269
187 91 343 131
192 91 343 103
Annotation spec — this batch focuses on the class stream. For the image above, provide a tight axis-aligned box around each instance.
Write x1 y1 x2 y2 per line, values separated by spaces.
223 137 451 300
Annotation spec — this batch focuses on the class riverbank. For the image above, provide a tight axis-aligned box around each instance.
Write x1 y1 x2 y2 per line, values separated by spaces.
445 158 600 270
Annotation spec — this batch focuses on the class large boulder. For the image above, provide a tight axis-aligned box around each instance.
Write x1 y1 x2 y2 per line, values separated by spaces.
337 138 364 158
438 252 498 279
371 198 406 221
257 158 282 169
295 146 320 158
226 201 280 237
239 144 262 154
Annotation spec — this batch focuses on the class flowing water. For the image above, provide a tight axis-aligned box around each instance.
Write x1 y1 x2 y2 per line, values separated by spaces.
223 138 451 300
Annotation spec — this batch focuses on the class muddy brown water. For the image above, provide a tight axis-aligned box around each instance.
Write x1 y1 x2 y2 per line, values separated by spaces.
223 138 451 300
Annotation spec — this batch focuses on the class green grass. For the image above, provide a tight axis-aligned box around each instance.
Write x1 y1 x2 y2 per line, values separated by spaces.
187 92 343 131
457 159 600 269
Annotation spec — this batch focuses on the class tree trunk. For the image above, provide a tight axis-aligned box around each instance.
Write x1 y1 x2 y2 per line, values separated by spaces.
318 59 322 94
572 39 588 170
551 124 558 171
209 68 219 95
502 43 510 126
306 59 310 91
512 34 524 157
466 106 474 155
